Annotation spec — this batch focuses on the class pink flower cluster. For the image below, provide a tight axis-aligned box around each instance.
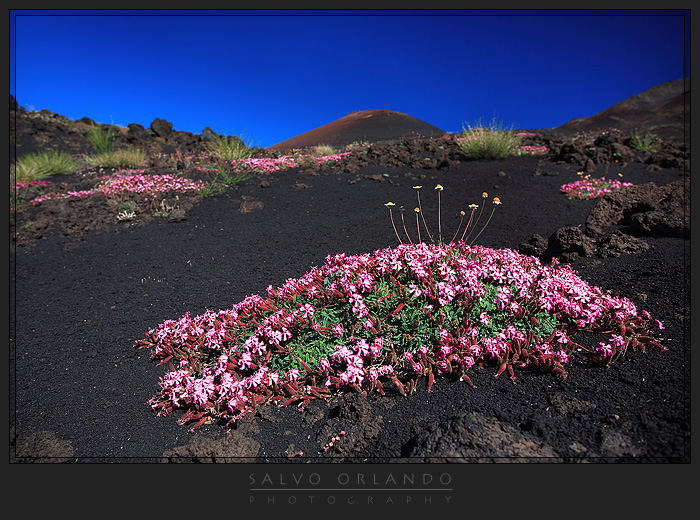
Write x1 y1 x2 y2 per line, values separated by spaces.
196 152 352 175
513 145 549 155
29 170 207 204
561 177 634 199
13 180 53 190
137 242 664 429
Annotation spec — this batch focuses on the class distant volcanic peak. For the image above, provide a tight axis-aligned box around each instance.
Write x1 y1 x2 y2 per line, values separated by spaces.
268 109 446 150
614 77 689 111
555 77 689 142
345 109 408 119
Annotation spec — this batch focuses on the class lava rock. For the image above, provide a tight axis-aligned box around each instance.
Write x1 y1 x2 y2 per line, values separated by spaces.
547 225 597 261
518 233 548 258
160 431 260 463
127 123 149 142
150 118 173 138
586 179 689 237
407 412 559 460
598 231 649 258
200 126 218 141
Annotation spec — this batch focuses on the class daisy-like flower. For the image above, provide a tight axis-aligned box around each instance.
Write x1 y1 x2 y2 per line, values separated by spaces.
469 204 478 210
413 185 422 190
493 197 501 205
435 184 443 191
482 192 488 198
384 202 395 207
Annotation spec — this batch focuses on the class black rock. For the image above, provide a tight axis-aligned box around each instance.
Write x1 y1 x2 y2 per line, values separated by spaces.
598 231 649 258
200 126 219 141
518 233 548 258
547 225 597 261
127 123 149 141
150 118 173 138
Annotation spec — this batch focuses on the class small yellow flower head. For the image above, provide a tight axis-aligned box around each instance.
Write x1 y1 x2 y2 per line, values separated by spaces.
399 205 405 212
618 173 623 177
414 207 420 213
435 184 443 191
385 202 395 207
469 204 478 210
413 185 422 190
460 210 466 216
493 197 501 205
577 171 584 176
482 192 488 198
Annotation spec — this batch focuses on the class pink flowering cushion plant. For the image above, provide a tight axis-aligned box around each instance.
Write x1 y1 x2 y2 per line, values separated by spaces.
136 242 665 431
196 152 352 176
28 170 208 204
561 176 633 200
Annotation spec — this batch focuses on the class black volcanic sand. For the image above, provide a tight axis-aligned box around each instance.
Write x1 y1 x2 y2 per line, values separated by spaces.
10 154 690 462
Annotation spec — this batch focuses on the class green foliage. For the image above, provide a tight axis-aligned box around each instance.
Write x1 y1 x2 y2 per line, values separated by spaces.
204 134 254 162
631 133 659 153
85 124 115 154
118 200 139 212
198 161 251 197
458 118 523 160
11 150 79 182
469 283 559 340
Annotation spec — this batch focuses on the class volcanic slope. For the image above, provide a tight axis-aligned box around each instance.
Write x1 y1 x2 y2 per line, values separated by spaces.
267 109 447 151
555 77 689 143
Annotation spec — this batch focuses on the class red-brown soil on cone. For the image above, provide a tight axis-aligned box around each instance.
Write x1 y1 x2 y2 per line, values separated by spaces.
267 109 447 151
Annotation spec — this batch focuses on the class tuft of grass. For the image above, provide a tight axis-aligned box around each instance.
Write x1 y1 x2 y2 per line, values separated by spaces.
87 148 147 169
198 161 251 197
631 133 659 153
457 118 523 160
11 150 79 182
310 144 337 156
85 124 115 154
204 134 254 162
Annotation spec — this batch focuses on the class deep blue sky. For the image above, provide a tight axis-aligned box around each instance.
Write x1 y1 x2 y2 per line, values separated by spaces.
10 10 690 148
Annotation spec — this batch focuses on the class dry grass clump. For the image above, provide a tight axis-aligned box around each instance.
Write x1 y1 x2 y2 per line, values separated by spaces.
457 118 523 160
87 148 147 169
204 134 254 162
11 150 79 183
310 144 337 156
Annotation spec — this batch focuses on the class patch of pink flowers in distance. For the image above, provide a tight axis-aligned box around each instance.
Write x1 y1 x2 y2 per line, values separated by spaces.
13 180 53 190
196 152 352 175
136 242 665 431
29 170 207 204
513 145 549 156
561 176 634 200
